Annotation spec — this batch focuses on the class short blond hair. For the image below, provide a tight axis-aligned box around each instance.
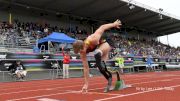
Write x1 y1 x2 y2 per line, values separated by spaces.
73 40 84 54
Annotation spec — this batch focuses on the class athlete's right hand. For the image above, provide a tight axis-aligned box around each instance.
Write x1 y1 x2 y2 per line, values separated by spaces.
114 19 122 29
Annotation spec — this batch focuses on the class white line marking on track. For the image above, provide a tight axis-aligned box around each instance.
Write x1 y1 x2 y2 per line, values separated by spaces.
1 73 179 90
131 78 180 85
5 77 180 101
66 90 121 96
6 91 73 101
1 73 180 91
0 76 157 95
87 92 122 96
2 77 180 96
94 84 180 101
4 74 180 101
87 77 180 91
0 76 104 90
37 98 63 101
6 83 180 101
161 79 173 82
0 82 105 96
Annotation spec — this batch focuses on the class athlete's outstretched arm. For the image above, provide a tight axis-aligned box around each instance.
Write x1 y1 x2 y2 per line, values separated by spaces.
80 51 89 93
94 19 122 35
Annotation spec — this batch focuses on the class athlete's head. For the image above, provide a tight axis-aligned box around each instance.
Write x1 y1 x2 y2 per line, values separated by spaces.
73 40 84 54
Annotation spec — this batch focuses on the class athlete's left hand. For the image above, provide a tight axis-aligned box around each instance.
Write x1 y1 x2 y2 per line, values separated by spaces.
81 84 88 93
114 19 122 29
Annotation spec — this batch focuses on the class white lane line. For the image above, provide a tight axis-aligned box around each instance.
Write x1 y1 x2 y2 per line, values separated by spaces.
0 80 82 91
37 98 63 101
94 84 180 101
0 82 104 95
2 77 180 96
6 89 121 101
6 91 73 101
88 77 180 91
0 76 160 95
1 73 180 91
161 79 173 82
2 73 179 92
66 90 121 96
1 72 179 90
0 76 104 90
0 77 125 91
5 77 180 101
87 92 121 96
131 77 180 85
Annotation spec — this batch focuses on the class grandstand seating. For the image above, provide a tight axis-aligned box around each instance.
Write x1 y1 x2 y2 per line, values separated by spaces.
0 21 179 57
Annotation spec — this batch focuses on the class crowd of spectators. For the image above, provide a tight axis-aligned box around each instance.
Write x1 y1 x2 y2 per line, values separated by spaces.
0 20 179 58
111 35 180 58
0 22 18 46
0 21 88 47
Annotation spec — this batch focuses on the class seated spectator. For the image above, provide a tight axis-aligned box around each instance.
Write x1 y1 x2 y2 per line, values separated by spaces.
9 61 27 80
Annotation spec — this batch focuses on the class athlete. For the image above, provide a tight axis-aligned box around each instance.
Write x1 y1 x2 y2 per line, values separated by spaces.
73 19 122 92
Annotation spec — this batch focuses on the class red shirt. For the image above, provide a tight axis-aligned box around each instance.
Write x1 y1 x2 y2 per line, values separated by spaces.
62 52 70 64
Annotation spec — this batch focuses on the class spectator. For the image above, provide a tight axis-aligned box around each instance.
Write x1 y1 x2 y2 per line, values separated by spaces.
115 54 125 74
12 61 27 80
146 55 154 71
62 45 70 79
